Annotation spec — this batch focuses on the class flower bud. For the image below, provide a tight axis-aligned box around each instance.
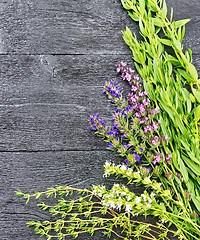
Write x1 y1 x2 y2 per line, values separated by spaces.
193 210 198 219
175 172 182 180
183 190 191 200
164 172 173 180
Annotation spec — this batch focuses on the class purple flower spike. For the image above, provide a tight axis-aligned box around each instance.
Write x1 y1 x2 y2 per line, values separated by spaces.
107 142 114 149
135 154 140 162
125 159 130 165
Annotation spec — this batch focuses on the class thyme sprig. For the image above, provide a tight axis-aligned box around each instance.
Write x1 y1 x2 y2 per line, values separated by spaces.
15 186 177 240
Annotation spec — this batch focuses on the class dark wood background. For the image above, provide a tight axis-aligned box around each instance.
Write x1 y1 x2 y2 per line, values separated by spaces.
0 0 199 239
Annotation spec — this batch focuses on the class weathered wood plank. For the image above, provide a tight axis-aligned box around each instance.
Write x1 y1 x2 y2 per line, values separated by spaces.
1 150 143 240
0 0 199 54
0 54 132 151
0 54 199 152
0 0 136 54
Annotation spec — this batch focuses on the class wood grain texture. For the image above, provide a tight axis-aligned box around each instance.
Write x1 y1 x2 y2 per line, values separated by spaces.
0 54 135 151
0 0 199 239
0 0 198 54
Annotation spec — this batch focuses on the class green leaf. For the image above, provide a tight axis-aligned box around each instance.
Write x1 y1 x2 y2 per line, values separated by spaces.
161 0 167 19
188 62 198 80
192 88 200 103
177 27 182 42
158 37 172 46
191 195 200 212
194 105 200 119
178 152 188 183
175 19 191 28
128 11 139 21
164 53 181 67
153 18 165 27
139 16 147 36
187 151 200 165
177 69 197 84
182 155 200 176
188 48 193 62
170 7 173 22
189 93 196 103
172 39 182 52
121 0 134 9
139 0 145 16
181 25 185 41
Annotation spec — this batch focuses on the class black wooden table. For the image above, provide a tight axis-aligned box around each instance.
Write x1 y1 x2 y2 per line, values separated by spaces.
0 1 199 239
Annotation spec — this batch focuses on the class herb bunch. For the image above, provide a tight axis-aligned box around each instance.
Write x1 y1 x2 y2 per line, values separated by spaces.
15 185 178 240
120 0 200 215
15 0 200 239
89 62 200 239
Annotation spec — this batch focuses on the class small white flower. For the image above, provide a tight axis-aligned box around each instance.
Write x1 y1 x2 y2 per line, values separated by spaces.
143 176 152 185
146 203 151 208
103 171 109 178
150 192 156 197
126 194 131 201
125 204 132 213
141 194 146 201
127 169 133 176
148 198 152 203
104 161 111 166
108 200 116 209
120 165 127 171
134 196 141 204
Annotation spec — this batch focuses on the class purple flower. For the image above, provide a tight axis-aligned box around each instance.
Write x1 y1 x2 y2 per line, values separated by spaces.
135 154 140 162
139 146 143 153
166 154 172 163
161 134 170 143
154 107 160 113
152 121 159 131
139 105 146 114
144 125 152 133
135 112 141 118
153 153 163 165
107 142 114 148
125 159 130 165
132 86 138 92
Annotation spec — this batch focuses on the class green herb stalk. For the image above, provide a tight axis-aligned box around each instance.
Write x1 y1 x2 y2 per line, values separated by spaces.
120 0 200 214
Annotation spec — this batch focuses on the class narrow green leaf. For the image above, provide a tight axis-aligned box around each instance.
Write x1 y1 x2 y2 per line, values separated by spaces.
175 19 191 28
153 18 165 27
181 25 185 42
182 155 200 176
189 93 196 103
164 53 181 67
161 0 167 19
121 0 134 9
187 151 200 165
177 69 197 84
177 27 182 42
172 39 182 52
188 62 198 80
191 195 200 212
192 88 200 103
139 16 147 36
139 0 145 16
158 37 172 46
188 48 193 62
178 154 188 183
194 105 200 119
170 7 173 22
128 11 139 21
